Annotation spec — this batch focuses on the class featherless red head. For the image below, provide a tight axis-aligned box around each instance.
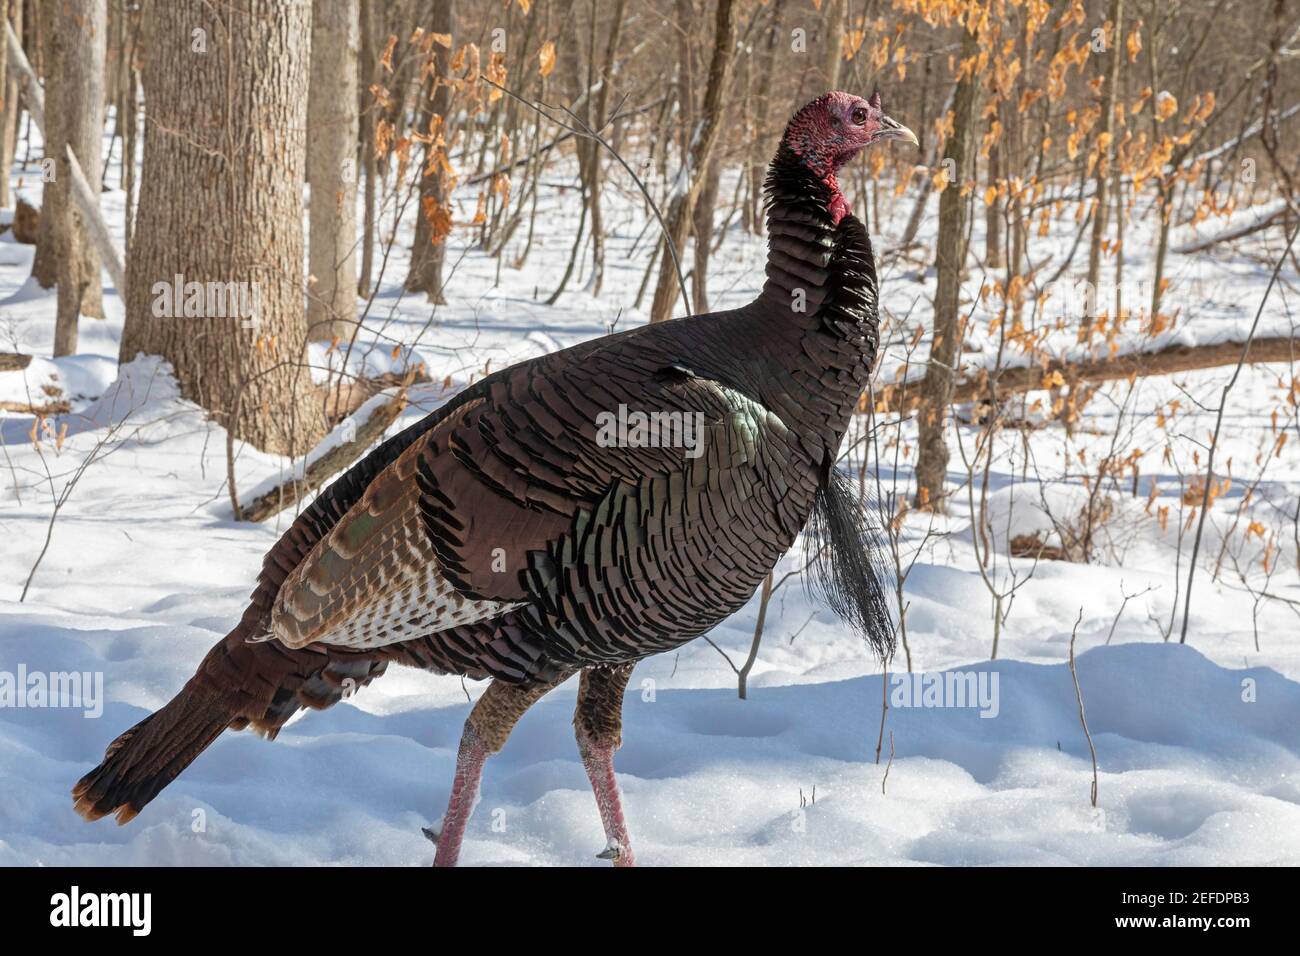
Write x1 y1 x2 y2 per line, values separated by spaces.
781 90 917 223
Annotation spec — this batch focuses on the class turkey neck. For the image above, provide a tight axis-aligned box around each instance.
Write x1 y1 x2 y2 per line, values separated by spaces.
713 142 881 471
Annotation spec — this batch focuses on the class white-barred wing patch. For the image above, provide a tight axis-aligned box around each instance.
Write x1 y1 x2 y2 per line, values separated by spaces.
263 432 522 651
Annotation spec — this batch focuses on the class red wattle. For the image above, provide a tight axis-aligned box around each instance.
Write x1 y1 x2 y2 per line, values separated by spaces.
825 173 850 225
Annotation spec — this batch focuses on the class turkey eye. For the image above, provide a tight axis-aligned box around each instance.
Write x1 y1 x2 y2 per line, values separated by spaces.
851 108 868 125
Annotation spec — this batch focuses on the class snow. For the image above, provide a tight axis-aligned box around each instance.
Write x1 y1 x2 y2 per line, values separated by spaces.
1 115 1298 866
4 635 1297 866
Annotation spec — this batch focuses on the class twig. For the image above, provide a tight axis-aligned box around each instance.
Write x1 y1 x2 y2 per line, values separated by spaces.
19 367 166 601
874 664 889 764
1180 217 1300 644
1105 581 1158 645
1067 608 1099 808
483 78 691 314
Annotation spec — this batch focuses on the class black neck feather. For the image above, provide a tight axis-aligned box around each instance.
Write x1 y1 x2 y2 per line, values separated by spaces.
760 144 880 358
761 145 895 662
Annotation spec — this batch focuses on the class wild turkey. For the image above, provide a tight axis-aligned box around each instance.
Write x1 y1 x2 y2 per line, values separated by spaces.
73 91 915 866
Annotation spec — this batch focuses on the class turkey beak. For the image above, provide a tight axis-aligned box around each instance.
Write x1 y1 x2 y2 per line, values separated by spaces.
877 113 918 147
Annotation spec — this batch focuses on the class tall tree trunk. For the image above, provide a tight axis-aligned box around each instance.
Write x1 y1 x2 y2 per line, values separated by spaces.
648 0 735 324
744 1 783 236
546 0 593 306
119 0 327 457
901 85 955 247
985 138 1001 268
378 0 418 183
405 0 454 303
584 0 625 298
1146 5 1167 320
1 0 19 208
914 26 978 512
821 0 845 89
29 0 57 289
48 0 107 355
0 0 9 210
357 0 377 297
691 156 721 314
1083 0 1124 335
307 0 359 342
121 0 139 256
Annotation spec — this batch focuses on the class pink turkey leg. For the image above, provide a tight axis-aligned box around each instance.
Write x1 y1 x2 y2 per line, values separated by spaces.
427 724 488 867
579 733 635 867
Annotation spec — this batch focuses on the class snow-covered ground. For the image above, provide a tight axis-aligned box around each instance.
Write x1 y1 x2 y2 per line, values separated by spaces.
1 122 1298 866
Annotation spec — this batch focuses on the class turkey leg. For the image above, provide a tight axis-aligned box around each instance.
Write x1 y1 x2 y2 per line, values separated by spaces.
428 673 567 867
574 664 637 867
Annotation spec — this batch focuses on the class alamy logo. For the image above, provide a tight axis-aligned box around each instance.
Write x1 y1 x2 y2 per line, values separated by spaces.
0 665 103 718
151 274 261 327
595 404 705 459
49 886 151 936
889 670 1000 718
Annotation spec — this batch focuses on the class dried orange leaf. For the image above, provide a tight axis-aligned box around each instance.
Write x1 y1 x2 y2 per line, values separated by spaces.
538 40 556 78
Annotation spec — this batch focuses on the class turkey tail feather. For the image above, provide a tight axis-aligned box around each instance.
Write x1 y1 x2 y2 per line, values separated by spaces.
804 466 896 660
72 687 235 825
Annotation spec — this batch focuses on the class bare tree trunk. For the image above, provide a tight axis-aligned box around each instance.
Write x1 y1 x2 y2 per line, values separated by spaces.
376 0 417 196
985 138 1001 268
1083 0 1124 335
307 0 359 341
405 0 454 303
48 0 107 355
1 0 18 209
357 0 377 297
119 0 327 457
584 0 625 298
900 87 954 246
121 0 138 255
29 0 56 289
745 1 784 235
545 1 593 305
0 0 9 210
821 0 845 89
648 0 735 324
691 156 721 314
914 26 978 512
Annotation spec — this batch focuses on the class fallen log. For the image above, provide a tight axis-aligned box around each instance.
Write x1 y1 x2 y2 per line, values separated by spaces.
4 21 42 130
64 143 126 292
873 336 1299 414
0 366 422 428
319 367 430 423
0 398 70 415
0 352 67 413
0 352 32 372
1175 201 1295 255
238 375 416 523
